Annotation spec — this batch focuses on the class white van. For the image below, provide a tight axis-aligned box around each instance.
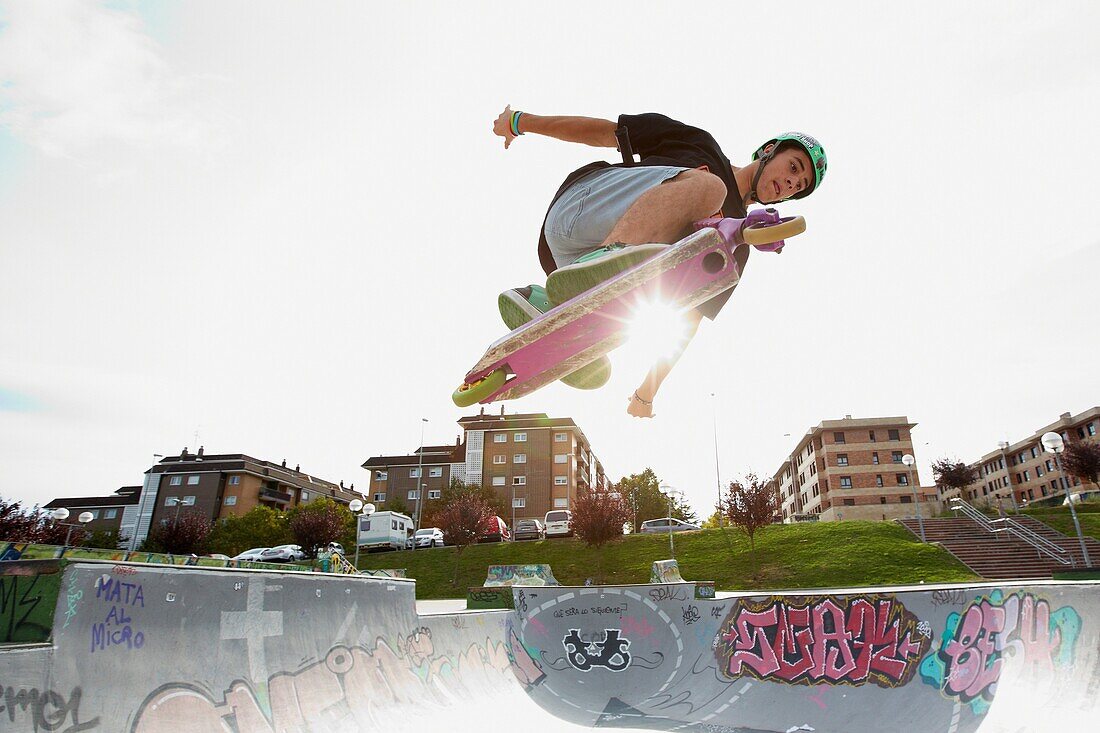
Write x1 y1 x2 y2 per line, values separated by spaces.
544 509 573 538
357 511 414 552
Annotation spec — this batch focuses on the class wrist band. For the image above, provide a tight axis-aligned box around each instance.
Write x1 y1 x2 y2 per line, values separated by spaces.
510 110 524 136
633 390 652 406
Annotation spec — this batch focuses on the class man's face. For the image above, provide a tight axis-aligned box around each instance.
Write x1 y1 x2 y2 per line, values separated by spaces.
757 144 813 204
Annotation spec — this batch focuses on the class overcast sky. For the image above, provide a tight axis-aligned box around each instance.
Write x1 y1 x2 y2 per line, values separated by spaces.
1 1 1098 519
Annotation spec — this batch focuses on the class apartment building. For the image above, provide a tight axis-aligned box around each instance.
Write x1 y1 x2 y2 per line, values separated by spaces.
127 447 365 549
771 415 939 523
43 486 142 540
958 406 1100 509
361 408 608 528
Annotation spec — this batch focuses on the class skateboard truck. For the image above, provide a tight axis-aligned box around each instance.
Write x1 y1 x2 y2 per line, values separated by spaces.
694 208 795 253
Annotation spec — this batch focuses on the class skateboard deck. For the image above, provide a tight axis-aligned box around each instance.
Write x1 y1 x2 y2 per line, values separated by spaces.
453 210 803 405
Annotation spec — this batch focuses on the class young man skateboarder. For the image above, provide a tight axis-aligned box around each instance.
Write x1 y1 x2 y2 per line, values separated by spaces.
492 106 826 418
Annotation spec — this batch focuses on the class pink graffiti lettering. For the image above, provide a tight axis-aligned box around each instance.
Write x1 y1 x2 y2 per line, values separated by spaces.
720 595 928 688
621 615 655 639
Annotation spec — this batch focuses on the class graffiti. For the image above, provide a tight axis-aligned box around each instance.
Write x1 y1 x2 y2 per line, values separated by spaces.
919 590 1082 715
621 615 655 638
133 633 512 731
718 595 928 688
506 624 546 688
90 576 145 654
711 605 727 619
516 589 527 614
682 605 701 625
649 586 687 603
695 583 715 599
468 590 502 604
563 628 631 672
0 573 59 644
63 572 83 630
552 603 626 619
0 684 99 732
111 565 138 576
931 589 966 607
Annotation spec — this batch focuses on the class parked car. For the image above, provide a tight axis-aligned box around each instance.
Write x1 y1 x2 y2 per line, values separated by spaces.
260 544 306 563
513 519 545 541
232 547 269 562
412 527 445 548
314 541 345 555
478 515 512 543
640 518 701 534
544 510 573 538
204 553 231 561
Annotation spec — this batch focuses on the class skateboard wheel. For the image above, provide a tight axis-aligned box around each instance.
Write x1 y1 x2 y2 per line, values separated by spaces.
452 368 507 407
742 215 806 246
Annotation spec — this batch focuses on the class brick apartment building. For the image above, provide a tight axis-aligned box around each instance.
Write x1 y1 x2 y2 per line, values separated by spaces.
44 486 143 540
956 406 1100 509
361 408 608 528
771 415 940 523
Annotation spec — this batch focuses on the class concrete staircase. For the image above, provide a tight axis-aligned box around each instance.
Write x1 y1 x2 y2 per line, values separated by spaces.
897 515 1100 579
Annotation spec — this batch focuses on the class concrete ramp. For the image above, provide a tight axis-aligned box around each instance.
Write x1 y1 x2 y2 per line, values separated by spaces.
0 560 1096 731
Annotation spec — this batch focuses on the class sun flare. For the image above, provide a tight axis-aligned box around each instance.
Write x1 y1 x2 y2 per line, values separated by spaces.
625 298 692 362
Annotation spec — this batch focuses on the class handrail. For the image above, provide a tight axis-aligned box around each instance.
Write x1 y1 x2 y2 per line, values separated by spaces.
949 498 1072 566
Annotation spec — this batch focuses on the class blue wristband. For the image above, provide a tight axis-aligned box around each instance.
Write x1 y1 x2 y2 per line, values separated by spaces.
511 111 524 136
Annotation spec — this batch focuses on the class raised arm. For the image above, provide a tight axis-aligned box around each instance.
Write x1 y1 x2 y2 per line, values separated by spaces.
493 105 618 149
627 310 704 419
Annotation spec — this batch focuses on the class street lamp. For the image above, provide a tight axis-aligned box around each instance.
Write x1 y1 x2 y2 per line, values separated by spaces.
348 499 375 571
997 441 1021 513
902 454 925 542
1041 432 1091 568
165 496 195 526
413 418 428 542
51 508 94 547
711 393 723 528
659 484 679 558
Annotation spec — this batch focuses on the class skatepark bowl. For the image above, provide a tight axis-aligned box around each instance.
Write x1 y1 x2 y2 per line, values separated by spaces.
0 558 1096 732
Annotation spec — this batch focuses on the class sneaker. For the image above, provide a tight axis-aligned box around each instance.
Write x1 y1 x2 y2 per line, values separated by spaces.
546 243 669 306
497 284 611 390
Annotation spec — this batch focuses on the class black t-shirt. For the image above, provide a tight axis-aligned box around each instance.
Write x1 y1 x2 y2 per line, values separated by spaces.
537 113 748 321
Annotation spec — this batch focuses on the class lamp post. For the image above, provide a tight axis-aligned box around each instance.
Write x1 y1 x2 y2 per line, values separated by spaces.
997 441 1020 513
711 393 723 527
659 484 679 558
348 500 375 571
165 496 195 526
51 508 94 547
902 454 925 542
413 418 428 543
1041 432 1091 568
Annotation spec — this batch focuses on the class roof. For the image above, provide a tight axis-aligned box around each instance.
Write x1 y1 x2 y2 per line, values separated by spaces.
44 486 142 510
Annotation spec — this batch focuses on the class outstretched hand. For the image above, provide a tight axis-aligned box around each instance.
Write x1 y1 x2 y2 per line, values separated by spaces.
492 104 518 149
627 392 655 419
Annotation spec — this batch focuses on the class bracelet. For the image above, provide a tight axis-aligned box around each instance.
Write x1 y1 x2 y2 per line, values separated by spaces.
510 110 524 136
633 390 652 406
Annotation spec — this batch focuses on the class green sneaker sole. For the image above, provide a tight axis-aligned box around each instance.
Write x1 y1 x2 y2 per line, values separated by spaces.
546 244 668 306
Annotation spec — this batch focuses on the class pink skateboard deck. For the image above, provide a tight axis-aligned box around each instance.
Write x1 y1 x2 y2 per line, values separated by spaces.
453 210 804 405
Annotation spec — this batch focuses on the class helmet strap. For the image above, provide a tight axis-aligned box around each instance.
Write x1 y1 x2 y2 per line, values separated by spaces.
749 149 776 205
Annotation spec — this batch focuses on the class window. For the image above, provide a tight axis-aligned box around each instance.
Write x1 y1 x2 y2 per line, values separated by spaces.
869 430 876 442
555 432 568 442
407 490 420 500
229 475 240 486
428 489 441 499
880 496 887 504
514 432 527 442
833 432 846 444
224 496 237 506
900 495 912 504
187 475 200 485
492 476 505 486
840 476 852 488
1089 422 1097 436
301 490 310 501
843 498 855 506
513 476 526 486
892 451 903 463
376 471 387 481
170 476 182 486
514 453 527 464
164 496 178 506
493 455 506 464
896 474 909 486
837 454 849 466
374 493 386 502
184 496 196 505
888 429 900 441
1023 470 1030 482
429 467 442 477
872 452 880 465
494 434 507 443
512 497 526 508
554 498 568 508
1041 485 1049 497
554 454 568 464
409 468 421 478
105 508 118 519
554 476 568 485
876 475 884 487
392 520 398 530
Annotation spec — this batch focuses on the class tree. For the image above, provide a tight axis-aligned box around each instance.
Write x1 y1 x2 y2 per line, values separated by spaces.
144 511 213 555
207 505 292 557
615 468 693 532
286 498 348 559
723 474 777 554
434 485 492 583
0 498 90 545
571 486 631 584
81 529 127 550
423 478 507 529
931 457 978 501
701 507 724 529
1061 440 1100 494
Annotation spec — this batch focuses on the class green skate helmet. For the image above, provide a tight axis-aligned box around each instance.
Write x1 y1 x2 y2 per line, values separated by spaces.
750 132 827 202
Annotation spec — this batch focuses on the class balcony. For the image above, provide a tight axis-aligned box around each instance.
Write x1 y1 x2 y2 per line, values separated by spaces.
260 487 293 504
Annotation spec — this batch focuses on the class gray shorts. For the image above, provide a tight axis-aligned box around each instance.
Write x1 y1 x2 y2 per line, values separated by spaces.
543 165 689 268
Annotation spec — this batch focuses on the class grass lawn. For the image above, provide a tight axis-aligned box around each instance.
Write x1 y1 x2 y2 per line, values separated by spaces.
356 521 979 599
1024 503 1100 542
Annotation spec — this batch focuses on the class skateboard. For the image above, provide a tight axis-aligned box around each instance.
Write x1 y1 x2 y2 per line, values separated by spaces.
451 209 805 406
